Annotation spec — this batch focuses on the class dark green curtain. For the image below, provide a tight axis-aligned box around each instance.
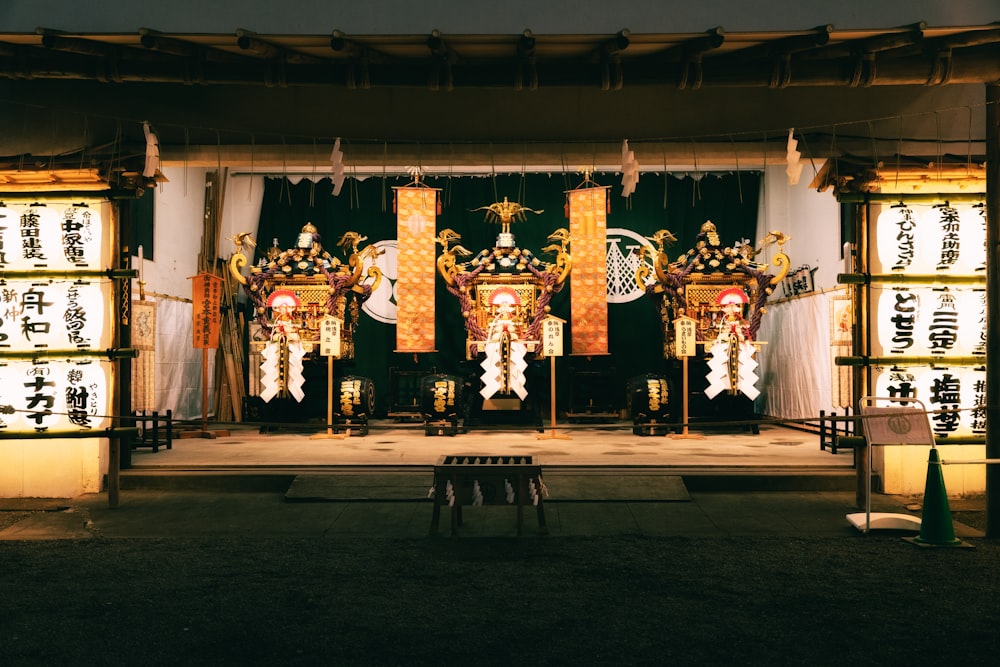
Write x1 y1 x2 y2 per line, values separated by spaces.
254 171 760 414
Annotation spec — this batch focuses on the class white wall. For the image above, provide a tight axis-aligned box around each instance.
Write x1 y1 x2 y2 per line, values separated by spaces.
129 169 264 421
754 165 845 421
219 175 265 260
133 167 210 420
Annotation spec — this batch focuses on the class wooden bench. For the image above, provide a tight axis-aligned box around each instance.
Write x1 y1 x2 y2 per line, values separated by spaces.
430 455 547 536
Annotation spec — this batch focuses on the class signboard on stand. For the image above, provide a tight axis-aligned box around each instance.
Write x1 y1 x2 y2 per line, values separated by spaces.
670 316 703 439
538 316 569 440
191 273 223 349
319 316 343 358
542 316 564 358
184 273 228 438
674 316 697 358
313 316 347 440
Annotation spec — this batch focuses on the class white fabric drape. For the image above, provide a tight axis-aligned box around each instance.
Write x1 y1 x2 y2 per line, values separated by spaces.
755 292 844 421
154 299 216 421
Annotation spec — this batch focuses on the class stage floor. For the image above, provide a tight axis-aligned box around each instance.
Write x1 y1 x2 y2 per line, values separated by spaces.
130 420 854 471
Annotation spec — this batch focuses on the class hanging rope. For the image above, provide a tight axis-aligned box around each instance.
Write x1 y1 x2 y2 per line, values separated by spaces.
490 142 498 201
381 141 388 213
966 106 974 178
895 116 903 190
247 134 255 203
662 148 669 209
729 135 743 204
690 139 700 206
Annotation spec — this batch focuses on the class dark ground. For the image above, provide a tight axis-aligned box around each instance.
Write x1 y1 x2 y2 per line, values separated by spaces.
2 531 998 666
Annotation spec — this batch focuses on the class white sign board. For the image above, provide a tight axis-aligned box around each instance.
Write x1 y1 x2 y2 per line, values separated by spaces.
859 405 936 446
674 316 698 358
319 316 342 357
542 316 564 357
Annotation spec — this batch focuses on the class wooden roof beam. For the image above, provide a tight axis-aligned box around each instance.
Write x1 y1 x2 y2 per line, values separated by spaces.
235 29 329 65
803 23 926 59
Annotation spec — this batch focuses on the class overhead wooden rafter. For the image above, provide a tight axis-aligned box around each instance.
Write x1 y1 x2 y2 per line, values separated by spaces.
810 154 987 195
0 24 998 89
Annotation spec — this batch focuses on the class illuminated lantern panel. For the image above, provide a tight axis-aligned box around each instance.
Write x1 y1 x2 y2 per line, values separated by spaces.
874 202 986 274
873 365 986 440
0 360 111 432
0 281 110 350
0 202 105 271
873 286 986 357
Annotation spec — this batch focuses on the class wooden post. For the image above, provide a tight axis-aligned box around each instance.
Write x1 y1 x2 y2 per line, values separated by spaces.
670 356 705 440
312 316 346 440
680 357 690 436
670 317 704 440
985 84 1000 538
201 347 209 432
537 355 570 440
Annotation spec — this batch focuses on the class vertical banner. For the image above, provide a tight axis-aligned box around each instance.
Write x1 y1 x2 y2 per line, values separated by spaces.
567 185 610 355
394 186 439 353
191 273 222 349
131 300 157 411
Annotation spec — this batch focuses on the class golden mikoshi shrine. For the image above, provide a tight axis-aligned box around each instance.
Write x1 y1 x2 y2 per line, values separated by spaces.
227 199 790 426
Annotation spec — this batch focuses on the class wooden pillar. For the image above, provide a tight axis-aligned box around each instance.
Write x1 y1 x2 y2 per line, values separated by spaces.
852 201 869 508
985 85 1000 538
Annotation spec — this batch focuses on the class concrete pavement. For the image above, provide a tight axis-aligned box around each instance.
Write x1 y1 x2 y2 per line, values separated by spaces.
0 483 985 541
0 420 987 541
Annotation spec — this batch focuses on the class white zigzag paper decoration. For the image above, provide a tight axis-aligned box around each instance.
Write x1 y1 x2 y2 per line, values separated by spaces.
704 342 730 399
330 137 346 196
286 342 306 402
737 343 760 400
259 342 280 402
508 342 529 400
480 342 504 399
621 139 639 197
786 128 803 185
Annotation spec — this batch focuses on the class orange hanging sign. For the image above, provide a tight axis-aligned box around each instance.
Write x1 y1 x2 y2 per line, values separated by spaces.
190 272 223 349
567 185 610 355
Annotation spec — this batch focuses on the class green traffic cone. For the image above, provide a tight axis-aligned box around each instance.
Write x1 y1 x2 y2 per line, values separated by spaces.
907 447 965 547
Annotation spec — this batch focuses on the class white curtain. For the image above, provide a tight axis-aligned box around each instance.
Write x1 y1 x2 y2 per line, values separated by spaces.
755 291 844 422
154 299 216 421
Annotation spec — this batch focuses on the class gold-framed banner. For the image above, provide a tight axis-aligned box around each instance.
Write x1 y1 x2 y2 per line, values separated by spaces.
567 185 610 355
394 186 439 353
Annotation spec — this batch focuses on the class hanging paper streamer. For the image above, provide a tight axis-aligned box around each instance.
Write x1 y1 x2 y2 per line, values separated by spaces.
785 128 803 185
142 121 160 178
330 137 346 196
394 185 439 354
567 185 610 355
258 343 280 403
286 341 306 402
621 140 639 197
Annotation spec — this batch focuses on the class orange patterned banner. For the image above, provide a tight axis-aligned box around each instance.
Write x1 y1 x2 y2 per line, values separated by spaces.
394 186 439 353
568 186 609 355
